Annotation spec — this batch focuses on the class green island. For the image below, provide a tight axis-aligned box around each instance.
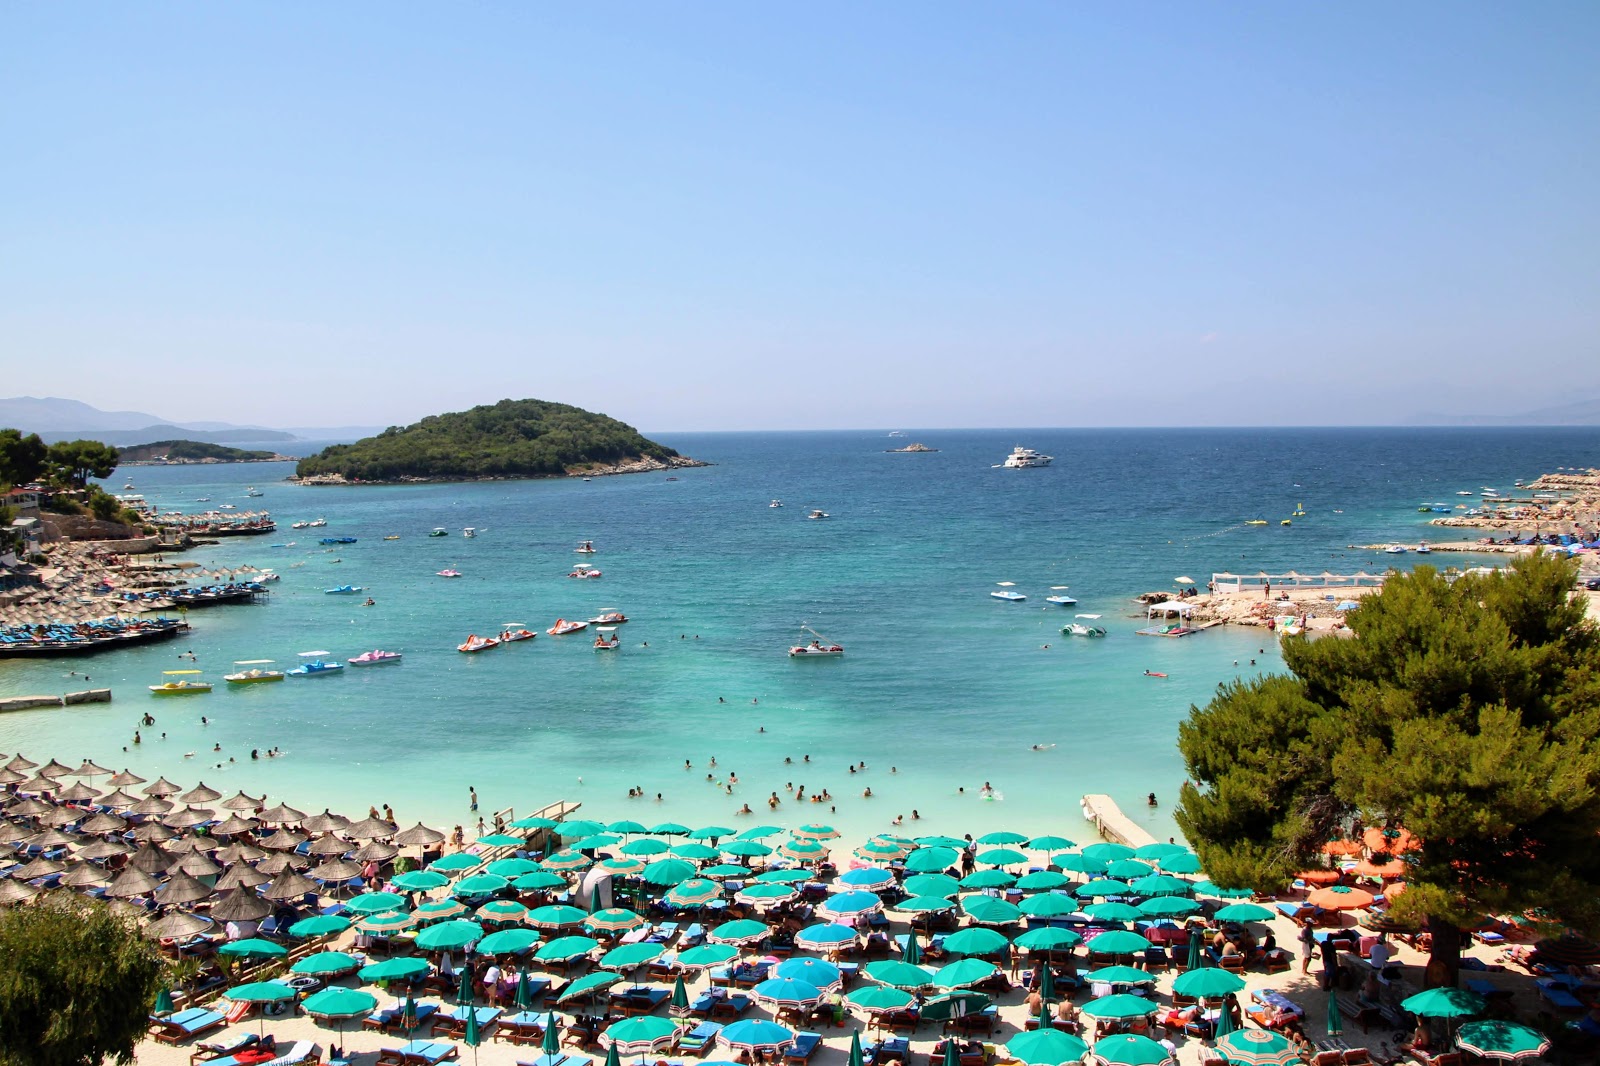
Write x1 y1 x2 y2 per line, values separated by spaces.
117 439 289 463
292 398 701 483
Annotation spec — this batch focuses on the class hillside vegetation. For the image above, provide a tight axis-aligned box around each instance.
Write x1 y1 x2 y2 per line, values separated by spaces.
119 440 280 462
294 399 688 482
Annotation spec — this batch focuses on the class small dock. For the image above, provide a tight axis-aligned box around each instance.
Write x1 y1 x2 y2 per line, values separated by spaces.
1080 793 1158 848
0 689 112 714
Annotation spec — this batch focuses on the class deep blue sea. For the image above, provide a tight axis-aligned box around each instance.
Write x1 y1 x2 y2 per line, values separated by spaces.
2 428 1595 845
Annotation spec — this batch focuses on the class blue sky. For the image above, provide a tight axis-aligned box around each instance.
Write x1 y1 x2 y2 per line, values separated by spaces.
2 3 1596 431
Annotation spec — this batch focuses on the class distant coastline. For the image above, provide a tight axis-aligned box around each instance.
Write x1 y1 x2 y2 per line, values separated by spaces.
121 454 298 466
292 453 707 485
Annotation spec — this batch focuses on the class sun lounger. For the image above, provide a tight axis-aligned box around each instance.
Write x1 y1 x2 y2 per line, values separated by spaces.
618 925 652 945
709 992 752 1020
191 1032 264 1065
611 986 671 1016
258 1040 318 1066
646 922 679 944
494 1011 552 1045
1537 980 1584 1011
783 1032 822 1064
434 1006 501 1037
516 1055 593 1066
864 1037 909 1065
377 1040 460 1066
151 1008 228 1045
679 1021 723 1057
366 1002 440 1034
680 924 706 947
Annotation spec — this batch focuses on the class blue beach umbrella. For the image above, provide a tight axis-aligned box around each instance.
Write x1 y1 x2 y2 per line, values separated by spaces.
751 977 824 1010
795 923 859 951
774 957 842 991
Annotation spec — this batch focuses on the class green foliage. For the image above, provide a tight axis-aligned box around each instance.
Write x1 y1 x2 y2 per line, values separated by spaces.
1176 552 1600 977
119 440 277 462
0 428 48 487
294 398 681 481
88 487 123 521
0 895 164 1066
46 439 121 489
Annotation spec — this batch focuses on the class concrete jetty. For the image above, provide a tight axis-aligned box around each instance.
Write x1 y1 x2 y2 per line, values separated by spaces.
1080 793 1158 848
0 688 113 714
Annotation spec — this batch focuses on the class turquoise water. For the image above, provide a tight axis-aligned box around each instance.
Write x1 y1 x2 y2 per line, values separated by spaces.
2 428 1595 845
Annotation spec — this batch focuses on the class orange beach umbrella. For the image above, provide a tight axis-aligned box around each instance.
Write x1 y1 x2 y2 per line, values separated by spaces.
1307 885 1374 910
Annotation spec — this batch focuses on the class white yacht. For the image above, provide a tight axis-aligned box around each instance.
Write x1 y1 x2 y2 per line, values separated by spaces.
1002 446 1053 468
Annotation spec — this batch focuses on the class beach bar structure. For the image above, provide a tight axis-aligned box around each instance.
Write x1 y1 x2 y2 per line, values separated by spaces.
1137 599 1201 637
1210 570 1385 594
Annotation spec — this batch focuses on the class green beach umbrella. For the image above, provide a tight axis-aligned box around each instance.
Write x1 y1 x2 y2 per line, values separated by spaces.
414 899 469 922
585 907 647 932
737 825 784 840
796 924 859 951
601 942 664 969
453 873 511 898
976 831 1028 845
779 838 828 861
1015 870 1070 891
456 967 473 1007
942 927 1009 957
1133 843 1185 861
1079 994 1158 1020
1172 968 1245 998
537 935 601 962
512 871 568 891
477 833 524 848
720 839 772 857
976 847 1028 866
619 837 671 856
1185 927 1203 971
1091 1034 1176 1066
902 932 922 965
1084 901 1142 923
463 1001 481 1049
960 895 1022 925
679 943 740 968
1052 852 1107 875
477 899 529 924
1214 903 1276 923
392 870 451 891
1326 991 1343 1038
401 995 419 1033
1027 835 1076 852
710 918 770 945
608 820 649 835
572 834 621 851
1136 896 1201 918
218 939 287 960
1194 880 1253 899
604 1016 680 1054
597 857 644 876
931 958 996 989
1021 894 1081 918
903 846 959 873
665 878 724 906
1005 1026 1090 1066
509 816 559 830
687 825 735 841
1075 878 1131 898
1158 852 1203 874
542 1012 562 1053
527 904 589 927
943 1038 961 1066
641 858 698 885
849 1030 865 1066
1129 873 1193 897
752 868 811 884
1085 930 1151 955
737 883 797 902
541 850 592 871
650 822 691 836
1038 966 1055 1003
904 873 962 897
896 894 957 914
557 970 624 1002
291 951 361 976
225 981 295 1003
845 985 916 1014
302 986 377 1020
415 919 484 952
153 986 174 1016
1402 987 1486 1018
360 956 431 982
960 870 1017 890
289 914 353 937
864 960 935 990
1456 1020 1551 1060
855 840 907 861
701 863 756 879
1014 927 1081 952
485 857 543 877
514 970 536 1010
344 891 411 915
915 836 968 848
670 975 689 1011
1216 1029 1299 1066
557 819 607 839
478 928 542 955
1215 1000 1236 1039
671 842 720 860
1105 859 1154 880
923 990 993 1022
1086 965 1157 986
429 853 482 873
793 823 840 839
1082 842 1135 864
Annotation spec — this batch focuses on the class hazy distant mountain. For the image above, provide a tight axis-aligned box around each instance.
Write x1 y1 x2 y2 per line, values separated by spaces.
1414 397 1600 426
0 396 185 432
0 396 370 444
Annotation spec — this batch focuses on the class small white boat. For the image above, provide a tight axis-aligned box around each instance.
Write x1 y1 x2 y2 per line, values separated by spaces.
1045 586 1077 606
288 651 344 677
436 569 462 578
225 659 284 684
1385 545 1407 554
457 634 500 653
575 540 597 553
292 520 309 529
123 481 135 489
463 527 477 538
348 649 403 666
589 610 628 625
789 625 843 657
1065 614 1107 638
568 563 602 579
1001 446 1052 469
807 509 830 520
1457 491 1474 496
547 618 588 636
150 669 211 695
770 500 783 508
1416 542 1432 554
991 582 1026 602
499 626 536 643
245 487 264 497
593 626 621 650
308 517 327 528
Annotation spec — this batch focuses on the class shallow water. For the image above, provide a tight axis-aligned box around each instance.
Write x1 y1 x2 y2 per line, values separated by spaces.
2 427 1593 844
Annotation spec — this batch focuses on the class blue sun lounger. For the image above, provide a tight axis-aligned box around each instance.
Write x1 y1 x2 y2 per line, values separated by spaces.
783 1032 823 1064
150 1007 227 1045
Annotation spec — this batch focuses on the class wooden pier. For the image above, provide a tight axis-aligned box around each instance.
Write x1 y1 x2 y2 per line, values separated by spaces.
1080 793 1158 848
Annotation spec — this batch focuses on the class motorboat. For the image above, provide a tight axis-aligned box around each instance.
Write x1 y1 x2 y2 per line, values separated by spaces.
457 634 501 653
1001 446 1052 468
324 585 366 595
256 570 279 582
150 670 211 695
292 520 309 529
1416 542 1432 555
463 527 477 538
429 527 449 537
589 610 628 625
195 497 211 503
547 618 589 636
1385 545 1407 554
789 625 843 657
308 517 327 527
225 659 284 684
593 626 621 650
123 481 135 489
568 564 602 579
1457 491 1474 496
1065 614 1107 638
807 509 830 520
1044 587 1077 606
575 540 597 553
348 649 403 666
289 651 344 676
499 627 536 643
246 487 264 497
770 500 783 508
436 569 462 578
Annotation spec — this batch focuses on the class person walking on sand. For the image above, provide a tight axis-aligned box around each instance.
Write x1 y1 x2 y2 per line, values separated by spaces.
1298 917 1316 975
